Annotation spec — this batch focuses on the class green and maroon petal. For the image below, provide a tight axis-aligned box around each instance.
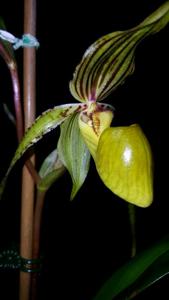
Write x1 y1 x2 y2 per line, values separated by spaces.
69 2 169 102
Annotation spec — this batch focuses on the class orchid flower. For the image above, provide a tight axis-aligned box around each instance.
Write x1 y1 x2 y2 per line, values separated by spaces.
0 2 169 207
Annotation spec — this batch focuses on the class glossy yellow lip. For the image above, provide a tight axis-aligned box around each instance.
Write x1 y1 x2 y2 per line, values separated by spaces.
96 124 153 207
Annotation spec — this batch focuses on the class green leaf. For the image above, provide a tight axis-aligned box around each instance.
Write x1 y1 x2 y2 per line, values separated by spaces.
37 148 66 192
0 103 82 199
93 236 169 300
58 113 91 200
125 250 169 299
69 1 169 102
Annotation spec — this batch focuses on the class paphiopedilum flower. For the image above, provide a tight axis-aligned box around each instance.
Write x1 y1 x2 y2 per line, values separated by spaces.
0 2 169 207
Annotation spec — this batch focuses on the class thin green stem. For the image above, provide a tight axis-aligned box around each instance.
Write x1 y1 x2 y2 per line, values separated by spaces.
128 204 137 258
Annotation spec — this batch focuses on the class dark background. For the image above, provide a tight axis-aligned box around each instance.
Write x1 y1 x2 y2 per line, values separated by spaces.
0 0 169 299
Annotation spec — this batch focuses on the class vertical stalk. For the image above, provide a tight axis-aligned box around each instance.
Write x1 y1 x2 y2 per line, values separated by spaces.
10 65 40 184
19 0 37 299
0 42 40 184
31 190 46 300
128 204 137 258
9 64 23 141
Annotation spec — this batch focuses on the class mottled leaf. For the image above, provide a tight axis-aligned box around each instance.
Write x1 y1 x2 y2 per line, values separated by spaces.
70 2 169 102
58 113 91 200
0 103 82 198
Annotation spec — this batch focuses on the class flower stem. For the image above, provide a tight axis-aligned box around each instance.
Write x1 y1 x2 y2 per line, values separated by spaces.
9 64 23 141
0 38 40 185
128 203 137 258
9 64 41 185
31 190 46 299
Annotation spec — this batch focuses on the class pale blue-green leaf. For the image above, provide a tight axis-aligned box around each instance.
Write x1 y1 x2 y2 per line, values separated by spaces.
0 17 16 63
58 113 91 200
37 148 66 192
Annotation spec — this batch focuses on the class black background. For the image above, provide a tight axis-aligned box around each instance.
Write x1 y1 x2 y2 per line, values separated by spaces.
0 0 169 299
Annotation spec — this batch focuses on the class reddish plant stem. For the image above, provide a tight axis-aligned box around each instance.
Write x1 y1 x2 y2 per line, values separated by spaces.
19 0 37 299
0 44 13 65
31 190 46 300
9 65 23 141
0 43 40 185
0 44 23 140
1 4 45 299
32 191 46 259
10 65 41 185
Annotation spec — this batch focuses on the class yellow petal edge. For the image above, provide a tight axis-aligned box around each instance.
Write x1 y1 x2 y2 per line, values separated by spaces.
96 124 153 207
